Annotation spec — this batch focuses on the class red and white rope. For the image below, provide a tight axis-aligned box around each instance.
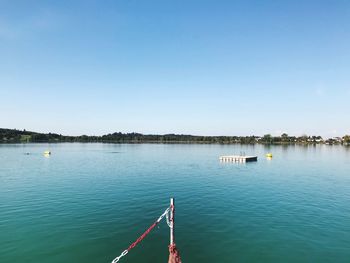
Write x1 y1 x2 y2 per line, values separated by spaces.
111 207 170 263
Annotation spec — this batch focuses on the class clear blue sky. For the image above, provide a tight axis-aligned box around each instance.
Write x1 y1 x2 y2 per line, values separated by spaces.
1 0 349 137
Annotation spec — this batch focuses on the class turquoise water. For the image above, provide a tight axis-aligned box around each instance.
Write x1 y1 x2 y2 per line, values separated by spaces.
1 143 350 263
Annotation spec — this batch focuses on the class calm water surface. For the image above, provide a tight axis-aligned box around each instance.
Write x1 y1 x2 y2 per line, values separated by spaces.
1 143 350 263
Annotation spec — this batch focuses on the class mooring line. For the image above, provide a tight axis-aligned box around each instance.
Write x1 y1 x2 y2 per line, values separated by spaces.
111 207 170 263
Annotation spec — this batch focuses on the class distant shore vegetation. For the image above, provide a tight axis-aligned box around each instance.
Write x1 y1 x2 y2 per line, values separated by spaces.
1 128 350 145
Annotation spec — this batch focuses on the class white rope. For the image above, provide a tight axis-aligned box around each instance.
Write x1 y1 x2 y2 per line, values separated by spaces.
166 210 173 228
156 207 170 223
112 249 128 263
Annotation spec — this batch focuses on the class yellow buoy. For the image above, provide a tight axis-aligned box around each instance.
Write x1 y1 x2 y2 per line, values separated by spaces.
266 153 273 158
44 150 51 155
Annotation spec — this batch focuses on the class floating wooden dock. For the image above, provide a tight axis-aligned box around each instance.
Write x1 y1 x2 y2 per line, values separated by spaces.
219 155 258 162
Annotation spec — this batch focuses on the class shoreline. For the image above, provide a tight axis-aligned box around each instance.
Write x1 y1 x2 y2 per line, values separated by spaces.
1 128 349 146
1 141 349 146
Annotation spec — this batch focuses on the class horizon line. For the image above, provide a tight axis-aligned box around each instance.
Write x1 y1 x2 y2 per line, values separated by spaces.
1 127 348 139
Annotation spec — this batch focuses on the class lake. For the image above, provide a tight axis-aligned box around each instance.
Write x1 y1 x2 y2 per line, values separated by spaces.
1 143 350 263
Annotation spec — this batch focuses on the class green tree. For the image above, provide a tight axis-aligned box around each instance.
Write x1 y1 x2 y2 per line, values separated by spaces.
262 134 273 144
343 135 350 145
281 133 289 142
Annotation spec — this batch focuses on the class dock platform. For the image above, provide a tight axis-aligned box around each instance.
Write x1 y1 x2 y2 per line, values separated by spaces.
219 155 258 162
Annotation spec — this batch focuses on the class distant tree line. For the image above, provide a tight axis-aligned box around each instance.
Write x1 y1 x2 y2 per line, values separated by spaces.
1 128 350 145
